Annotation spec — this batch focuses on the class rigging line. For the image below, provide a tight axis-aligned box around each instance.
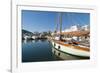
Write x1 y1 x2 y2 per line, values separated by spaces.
69 13 78 26
73 13 86 25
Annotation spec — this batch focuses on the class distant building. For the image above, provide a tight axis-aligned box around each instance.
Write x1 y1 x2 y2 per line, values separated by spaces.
70 25 81 31
63 24 81 32
32 35 38 39
24 35 31 40
63 24 89 32
81 25 90 31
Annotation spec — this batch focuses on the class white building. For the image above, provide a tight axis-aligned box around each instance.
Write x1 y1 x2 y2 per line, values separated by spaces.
24 35 31 40
63 24 81 32
81 25 90 31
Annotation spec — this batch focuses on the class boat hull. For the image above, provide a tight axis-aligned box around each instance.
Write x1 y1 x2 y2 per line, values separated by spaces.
51 41 90 59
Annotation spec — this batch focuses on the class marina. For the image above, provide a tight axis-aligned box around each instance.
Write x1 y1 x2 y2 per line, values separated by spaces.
22 10 90 62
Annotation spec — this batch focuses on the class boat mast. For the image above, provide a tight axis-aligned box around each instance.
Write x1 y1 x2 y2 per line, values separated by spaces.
54 12 62 40
55 14 59 33
59 12 62 40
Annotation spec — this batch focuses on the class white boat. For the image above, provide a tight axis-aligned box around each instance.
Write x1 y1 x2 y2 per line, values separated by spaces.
51 39 90 59
50 13 90 59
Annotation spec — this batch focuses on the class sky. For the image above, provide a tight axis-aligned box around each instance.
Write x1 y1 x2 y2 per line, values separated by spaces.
22 10 90 33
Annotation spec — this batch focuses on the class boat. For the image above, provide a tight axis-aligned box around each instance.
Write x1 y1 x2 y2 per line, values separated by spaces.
50 13 90 59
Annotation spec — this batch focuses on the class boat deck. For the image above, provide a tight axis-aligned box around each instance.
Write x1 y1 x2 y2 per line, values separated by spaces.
53 40 90 52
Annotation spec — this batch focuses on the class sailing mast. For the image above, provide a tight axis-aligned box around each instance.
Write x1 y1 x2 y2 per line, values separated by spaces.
55 13 59 33
59 12 62 40
54 12 62 40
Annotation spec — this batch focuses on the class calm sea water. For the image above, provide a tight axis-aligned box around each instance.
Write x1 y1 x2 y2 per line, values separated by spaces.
22 39 61 62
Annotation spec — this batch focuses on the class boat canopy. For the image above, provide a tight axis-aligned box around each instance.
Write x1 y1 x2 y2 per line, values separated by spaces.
55 30 90 37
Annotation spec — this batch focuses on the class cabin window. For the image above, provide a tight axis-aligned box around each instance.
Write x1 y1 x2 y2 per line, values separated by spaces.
58 52 60 56
58 46 60 49
54 43 56 46
85 36 87 39
54 51 56 54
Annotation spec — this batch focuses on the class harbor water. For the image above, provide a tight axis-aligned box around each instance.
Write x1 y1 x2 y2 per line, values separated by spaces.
22 39 61 62
22 39 89 62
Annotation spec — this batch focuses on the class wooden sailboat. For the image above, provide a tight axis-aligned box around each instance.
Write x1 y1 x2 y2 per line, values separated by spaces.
51 13 90 59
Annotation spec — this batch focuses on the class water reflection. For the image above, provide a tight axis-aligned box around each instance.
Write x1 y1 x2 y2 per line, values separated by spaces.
22 39 61 62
